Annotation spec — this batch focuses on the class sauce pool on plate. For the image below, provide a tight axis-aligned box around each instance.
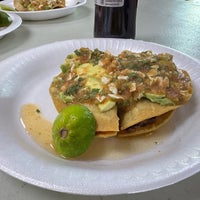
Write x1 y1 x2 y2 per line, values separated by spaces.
20 103 169 160
20 104 55 153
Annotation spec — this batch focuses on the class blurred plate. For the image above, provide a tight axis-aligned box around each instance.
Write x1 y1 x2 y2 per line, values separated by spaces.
1 0 87 20
0 38 200 195
0 12 22 39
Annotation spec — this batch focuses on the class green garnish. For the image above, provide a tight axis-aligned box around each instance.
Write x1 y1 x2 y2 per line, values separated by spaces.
90 88 100 97
36 109 41 113
60 63 69 73
59 92 74 103
64 84 81 95
0 4 15 11
144 93 175 106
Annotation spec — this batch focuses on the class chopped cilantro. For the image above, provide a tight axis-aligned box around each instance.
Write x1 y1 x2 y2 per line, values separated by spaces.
128 72 138 78
128 73 143 82
74 48 91 57
90 88 100 97
64 83 80 95
74 49 81 56
78 77 84 82
90 49 104 65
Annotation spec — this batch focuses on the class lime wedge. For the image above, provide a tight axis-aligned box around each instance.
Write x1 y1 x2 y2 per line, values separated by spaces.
0 4 15 11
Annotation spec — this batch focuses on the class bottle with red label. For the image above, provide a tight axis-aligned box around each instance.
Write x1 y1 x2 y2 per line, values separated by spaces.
94 0 138 39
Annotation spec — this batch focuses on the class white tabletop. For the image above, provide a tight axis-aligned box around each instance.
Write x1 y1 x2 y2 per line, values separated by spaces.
1 0 200 199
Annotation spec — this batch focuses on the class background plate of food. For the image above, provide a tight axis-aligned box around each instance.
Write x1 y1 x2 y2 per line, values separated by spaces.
0 38 199 195
0 11 22 39
0 0 87 20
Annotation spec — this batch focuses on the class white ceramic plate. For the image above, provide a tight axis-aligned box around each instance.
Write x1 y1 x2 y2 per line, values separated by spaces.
1 0 87 20
0 12 22 39
0 38 200 195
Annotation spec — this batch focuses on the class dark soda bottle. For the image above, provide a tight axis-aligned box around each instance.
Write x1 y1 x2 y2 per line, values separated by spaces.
94 0 138 39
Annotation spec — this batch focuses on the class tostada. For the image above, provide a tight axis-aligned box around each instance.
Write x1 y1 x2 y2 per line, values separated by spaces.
49 48 193 137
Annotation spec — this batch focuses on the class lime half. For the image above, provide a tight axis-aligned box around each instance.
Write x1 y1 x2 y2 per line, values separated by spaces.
52 104 96 158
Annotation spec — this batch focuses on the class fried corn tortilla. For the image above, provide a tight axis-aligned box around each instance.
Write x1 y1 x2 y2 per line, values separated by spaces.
119 99 180 131
50 79 119 134
118 110 175 137
49 48 193 137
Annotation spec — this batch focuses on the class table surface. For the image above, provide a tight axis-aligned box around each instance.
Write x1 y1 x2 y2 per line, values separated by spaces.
1 0 200 199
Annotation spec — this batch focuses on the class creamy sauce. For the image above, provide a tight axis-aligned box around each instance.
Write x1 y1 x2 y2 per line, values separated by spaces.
20 104 171 161
20 104 55 154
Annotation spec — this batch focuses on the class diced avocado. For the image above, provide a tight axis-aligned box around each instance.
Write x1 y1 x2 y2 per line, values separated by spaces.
76 63 105 90
144 93 174 106
86 77 102 90
59 92 74 103
76 63 106 77
98 100 116 112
